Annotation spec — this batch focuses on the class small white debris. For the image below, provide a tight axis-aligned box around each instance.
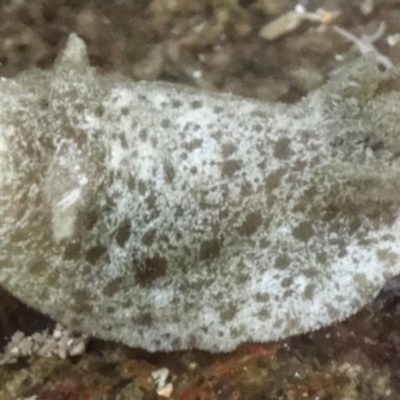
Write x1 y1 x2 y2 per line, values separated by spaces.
294 4 306 14
0 323 87 365
53 327 62 339
332 22 393 69
334 54 346 61
18 337 33 355
152 367 173 398
69 339 86 356
152 367 169 386
359 0 374 15
260 11 304 40
157 383 173 398
188 362 198 371
387 33 400 47
57 188 82 207
260 8 339 40
10 346 20 356
18 396 39 400
192 70 203 79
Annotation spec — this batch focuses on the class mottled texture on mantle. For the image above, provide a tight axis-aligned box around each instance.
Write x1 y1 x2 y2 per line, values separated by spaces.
1 31 400 353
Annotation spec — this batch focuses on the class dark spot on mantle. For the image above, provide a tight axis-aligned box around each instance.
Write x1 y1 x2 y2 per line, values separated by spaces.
121 107 129 116
119 133 128 149
219 303 238 323
172 99 182 108
63 241 81 260
238 211 262 236
145 191 158 209
132 312 153 327
85 245 107 264
71 289 93 314
190 99 203 109
161 118 172 128
81 210 98 230
142 228 156 246
221 159 243 178
199 238 221 261
274 253 291 270
264 168 286 192
221 142 237 158
139 128 148 141
103 277 124 296
274 137 292 160
184 138 203 151
292 221 314 243
115 219 131 247
135 254 168 286
163 160 175 183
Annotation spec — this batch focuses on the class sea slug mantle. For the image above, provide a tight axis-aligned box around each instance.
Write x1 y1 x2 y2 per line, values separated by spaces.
0 34 400 352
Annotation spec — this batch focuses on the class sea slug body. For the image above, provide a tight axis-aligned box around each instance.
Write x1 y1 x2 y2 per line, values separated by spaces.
0 34 400 352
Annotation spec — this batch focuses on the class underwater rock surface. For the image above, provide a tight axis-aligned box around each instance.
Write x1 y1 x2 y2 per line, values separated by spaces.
0 34 400 352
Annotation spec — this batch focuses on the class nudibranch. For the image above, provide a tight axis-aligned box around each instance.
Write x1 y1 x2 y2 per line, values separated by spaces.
0 33 400 352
